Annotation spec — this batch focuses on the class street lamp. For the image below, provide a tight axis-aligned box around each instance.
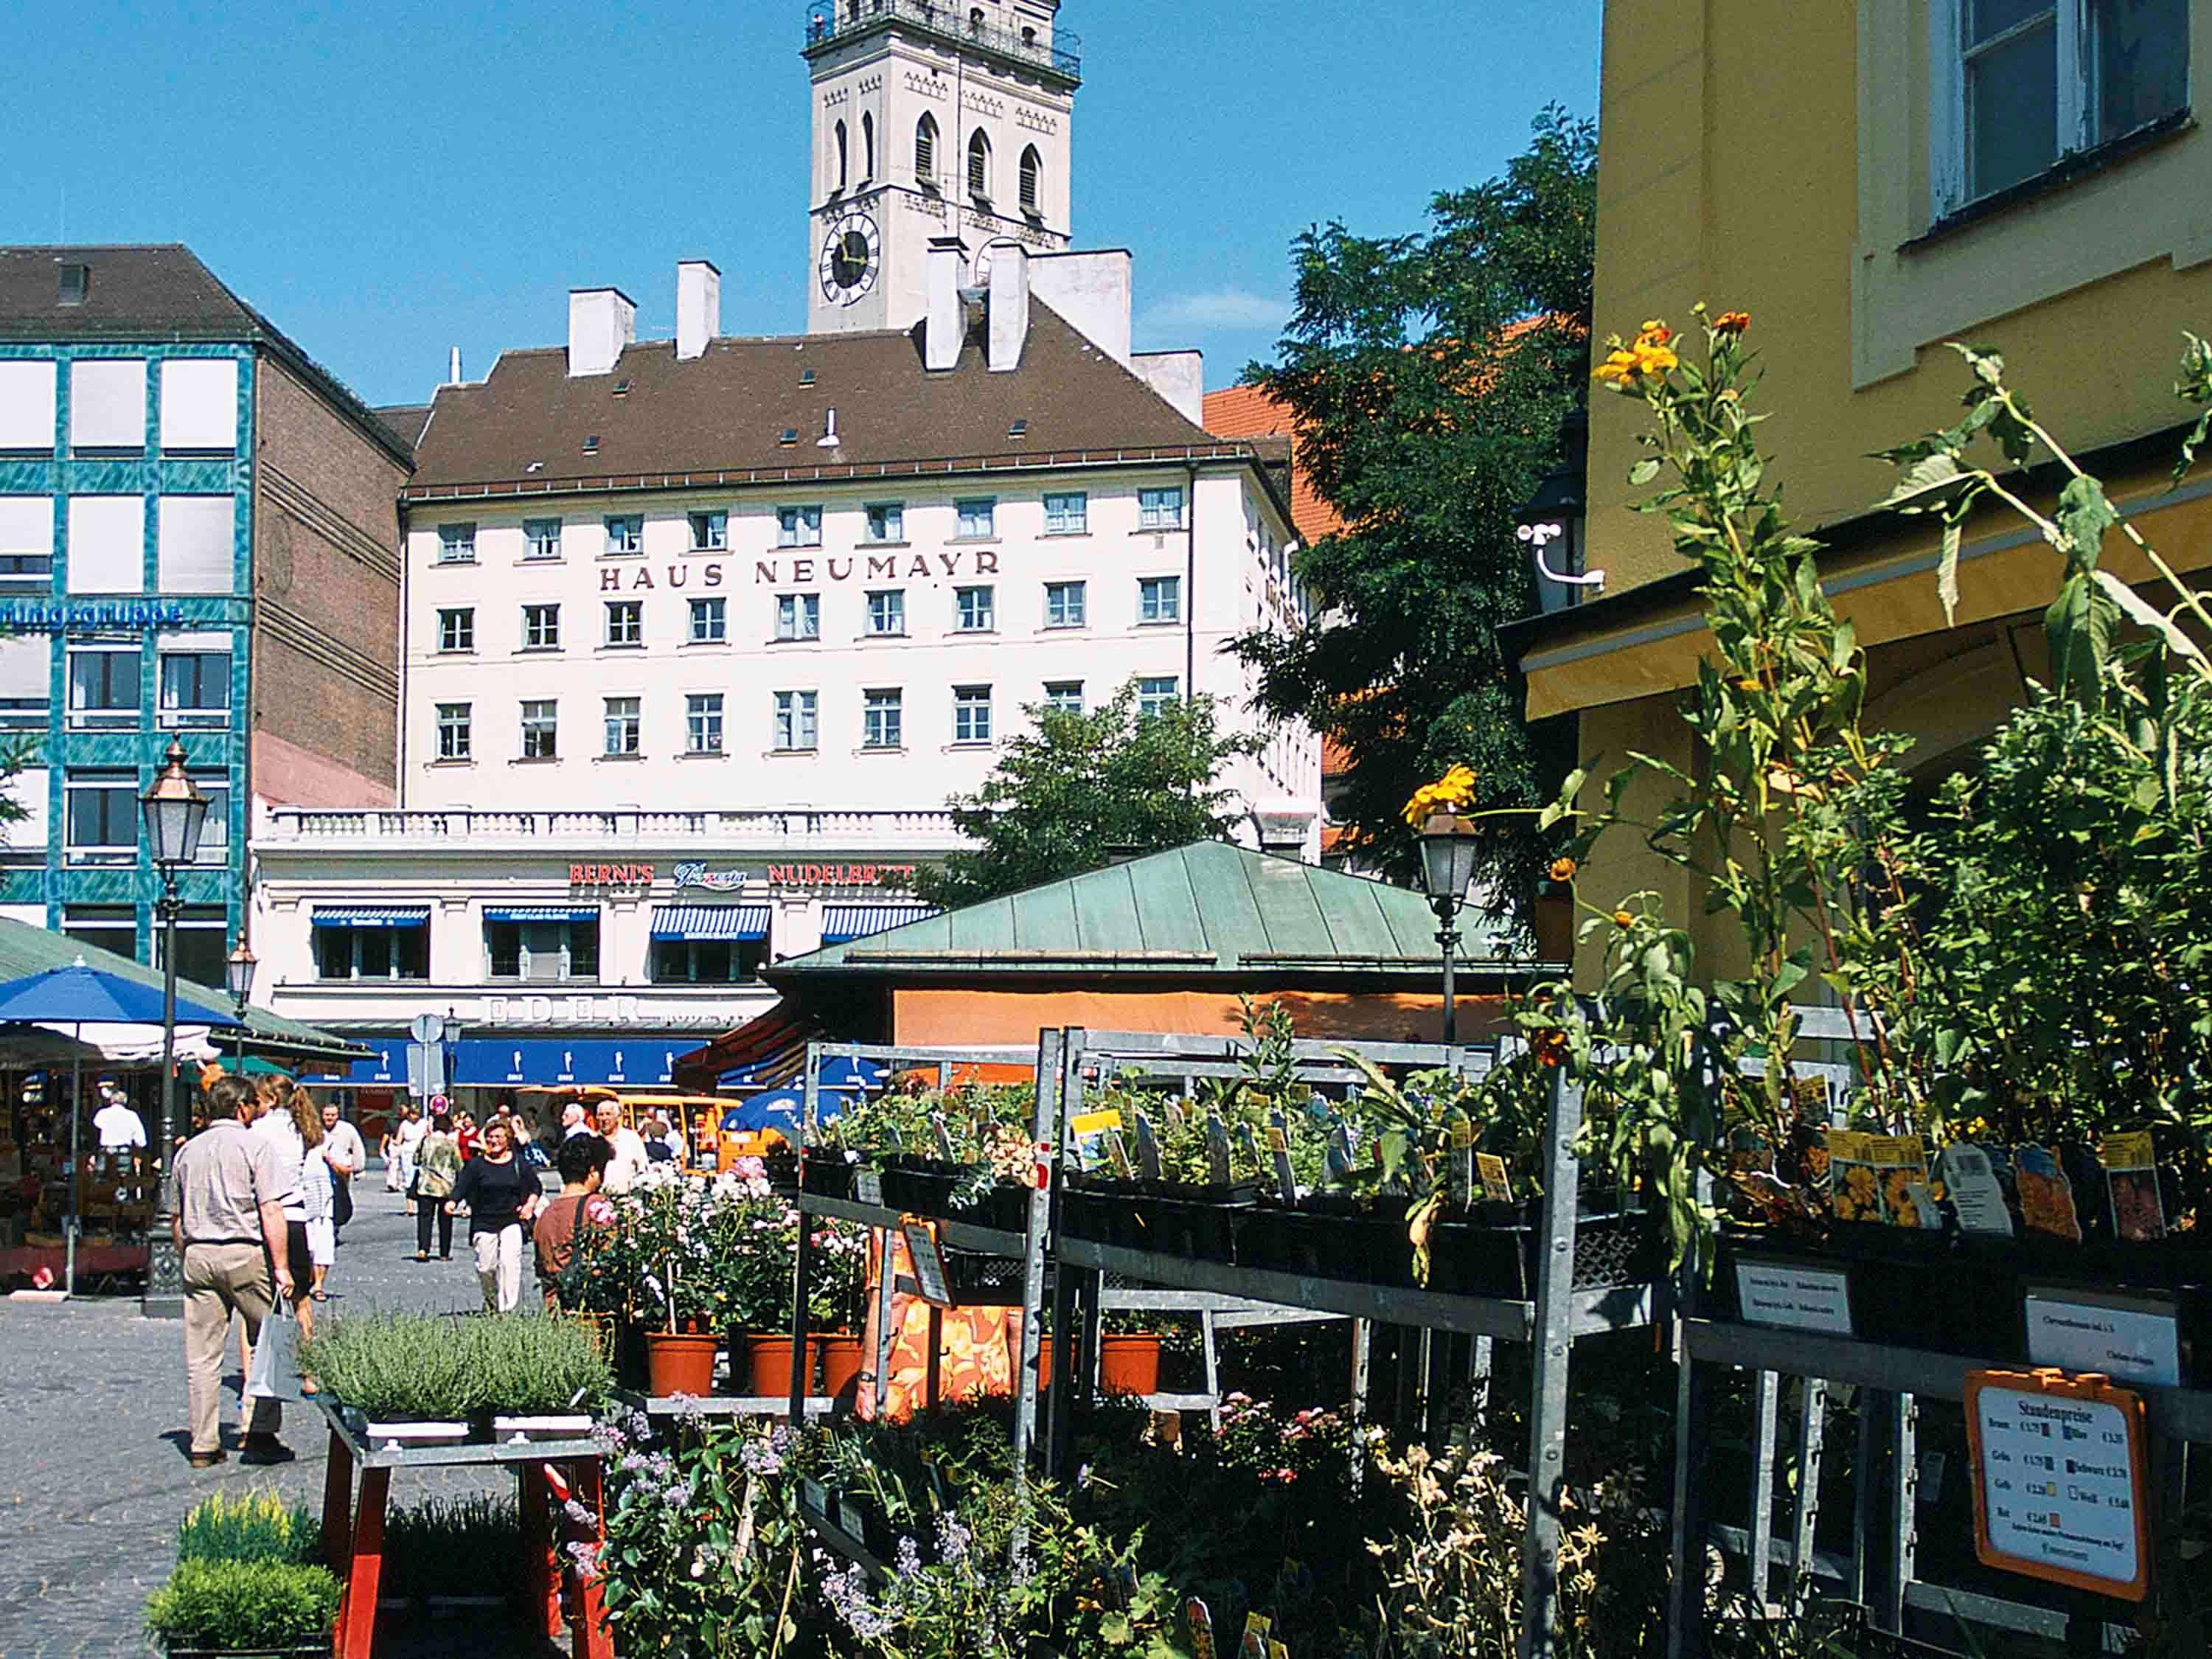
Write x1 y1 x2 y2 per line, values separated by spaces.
139 738 210 1317
1417 812 1484 1045
226 942 257 1071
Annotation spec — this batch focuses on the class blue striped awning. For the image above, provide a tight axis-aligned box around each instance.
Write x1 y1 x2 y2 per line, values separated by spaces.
820 904 941 945
484 906 599 924
312 907 431 930
651 905 771 942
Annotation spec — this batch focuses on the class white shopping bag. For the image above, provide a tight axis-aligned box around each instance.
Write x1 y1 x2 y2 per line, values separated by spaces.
246 1300 304 1403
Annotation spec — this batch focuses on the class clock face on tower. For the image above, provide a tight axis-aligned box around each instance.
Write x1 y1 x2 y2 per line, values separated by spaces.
818 212 881 305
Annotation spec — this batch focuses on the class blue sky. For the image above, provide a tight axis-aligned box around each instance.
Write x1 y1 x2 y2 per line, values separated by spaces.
2 1 1601 409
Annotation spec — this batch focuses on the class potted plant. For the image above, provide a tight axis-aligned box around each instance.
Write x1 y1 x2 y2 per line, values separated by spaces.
299 1312 610 1441
149 1493 337 1659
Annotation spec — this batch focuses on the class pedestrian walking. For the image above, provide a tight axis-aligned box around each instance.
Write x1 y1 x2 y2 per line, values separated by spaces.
412 1109 462 1260
592 1099 650 1195
513 1112 550 1170
445 1116 538 1313
535 1133 613 1310
456 1110 481 1161
319 1101 364 1238
643 1116 678 1164
302 1110 336 1308
93 1077 147 1154
253 1084 324 1340
391 1104 425 1210
170 1073 292 1469
560 1101 590 1139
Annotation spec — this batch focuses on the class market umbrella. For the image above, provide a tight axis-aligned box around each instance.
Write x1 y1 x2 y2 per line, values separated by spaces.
0 961 243 1295
720 1085 858 1137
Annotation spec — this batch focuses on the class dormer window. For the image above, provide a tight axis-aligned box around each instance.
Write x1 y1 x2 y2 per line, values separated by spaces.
582 434 601 456
58 263 90 306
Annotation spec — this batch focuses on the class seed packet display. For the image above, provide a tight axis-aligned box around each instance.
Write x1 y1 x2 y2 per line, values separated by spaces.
1938 1144 2016 1237
2101 1132 2167 1243
1829 1132 1934 1225
2015 1144 2084 1242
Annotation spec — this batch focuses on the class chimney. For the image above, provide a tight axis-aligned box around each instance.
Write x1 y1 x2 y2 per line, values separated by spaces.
925 237 970 372
567 287 636 378
1030 250 1133 365
447 347 463 385
986 243 1031 373
676 260 720 361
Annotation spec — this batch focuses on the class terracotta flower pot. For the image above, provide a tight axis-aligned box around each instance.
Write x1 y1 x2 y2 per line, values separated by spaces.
742 1333 818 1396
1099 1332 1162 1396
817 1333 866 1401
644 1330 721 1398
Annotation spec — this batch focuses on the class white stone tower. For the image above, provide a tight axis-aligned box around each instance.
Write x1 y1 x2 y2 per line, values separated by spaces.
802 0 1078 336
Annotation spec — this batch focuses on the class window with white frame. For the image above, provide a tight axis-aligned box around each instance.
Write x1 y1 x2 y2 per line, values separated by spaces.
865 502 904 543
316 916 429 981
437 702 472 760
689 597 726 643
866 589 905 636
190 773 229 863
955 498 995 539
1043 491 1088 535
158 359 238 452
1043 680 1083 715
69 359 145 450
523 518 563 561
523 603 561 649
64 770 137 863
1044 580 1086 627
686 692 724 755
604 599 642 647
66 643 138 729
520 699 557 759
778 504 824 547
1136 675 1180 720
863 688 902 748
1139 487 1185 529
0 637 49 728
603 696 640 757
602 515 644 556
153 495 233 593
156 905 229 988
954 585 995 631
66 496 144 594
777 593 821 640
437 608 474 653
1935 0 2191 212
689 509 727 551
0 496 52 586
157 635 230 728
773 689 818 751
953 685 992 743
0 360 57 451
65 905 136 959
437 522 477 564
1138 575 1182 624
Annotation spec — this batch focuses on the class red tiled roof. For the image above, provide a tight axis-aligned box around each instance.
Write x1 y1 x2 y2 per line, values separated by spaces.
1203 384 1345 547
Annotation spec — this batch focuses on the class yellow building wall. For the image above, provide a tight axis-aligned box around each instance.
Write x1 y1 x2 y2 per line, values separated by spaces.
1584 0 2212 624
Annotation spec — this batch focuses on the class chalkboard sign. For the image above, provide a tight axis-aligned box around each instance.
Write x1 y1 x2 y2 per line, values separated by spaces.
900 1216 954 1307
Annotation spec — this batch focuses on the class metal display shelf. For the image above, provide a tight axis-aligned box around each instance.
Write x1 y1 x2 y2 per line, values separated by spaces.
803 1190 1029 1256
611 1388 837 1420
316 1396 601 1469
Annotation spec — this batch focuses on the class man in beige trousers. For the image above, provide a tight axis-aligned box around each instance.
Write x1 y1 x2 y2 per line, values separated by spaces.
170 1073 294 1468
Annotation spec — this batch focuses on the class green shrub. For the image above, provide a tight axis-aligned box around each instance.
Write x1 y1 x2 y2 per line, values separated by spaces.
144 1558 340 1652
175 1489 321 1567
384 1495 524 1600
299 1311 610 1420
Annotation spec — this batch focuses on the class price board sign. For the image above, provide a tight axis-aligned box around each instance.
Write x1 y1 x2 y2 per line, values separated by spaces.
1964 1366 2151 1601
900 1215 954 1308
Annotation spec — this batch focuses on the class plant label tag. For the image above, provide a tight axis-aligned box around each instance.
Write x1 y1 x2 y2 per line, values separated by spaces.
1133 1111 1164 1180
1733 1258 1854 1335
1186 1598 1217 1659
1940 1145 2014 1237
1241 1611 1271 1657
2024 1287 2181 1387
1449 1113 1475 1150
1476 1152 1514 1204
1269 1645 1289 1659
1107 1130 1133 1178
2100 1132 2167 1243
1206 1113 1233 1186
931 1113 956 1161
899 1217 954 1307
2017 1145 2084 1242
1325 1123 1354 1183
1265 1111 1299 1204
855 1169 885 1208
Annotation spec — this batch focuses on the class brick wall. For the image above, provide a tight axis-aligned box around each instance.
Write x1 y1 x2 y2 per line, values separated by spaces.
250 358 408 807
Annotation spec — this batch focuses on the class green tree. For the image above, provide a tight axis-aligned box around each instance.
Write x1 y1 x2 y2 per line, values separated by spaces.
914 678 1256 909
1231 107 1595 923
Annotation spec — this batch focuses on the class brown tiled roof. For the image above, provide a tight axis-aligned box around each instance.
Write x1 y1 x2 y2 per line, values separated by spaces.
1203 383 1346 547
375 405 434 451
0 244 414 467
404 301 1234 496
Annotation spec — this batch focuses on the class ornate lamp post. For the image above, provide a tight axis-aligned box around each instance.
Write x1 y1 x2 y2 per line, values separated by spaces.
1417 812 1485 1045
226 942 257 1068
139 739 210 1318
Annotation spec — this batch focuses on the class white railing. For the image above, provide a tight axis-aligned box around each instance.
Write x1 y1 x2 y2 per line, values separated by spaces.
259 805 968 848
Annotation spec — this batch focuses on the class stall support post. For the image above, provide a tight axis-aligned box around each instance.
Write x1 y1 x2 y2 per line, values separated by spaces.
1747 1368 1782 1613
871 1230 897 1418
1013 1026 1067 1478
1787 1380 1829 1597
337 1467 390 1659
1874 1391 1916 1636
1517 1068 1587 1659
787 1046 821 1423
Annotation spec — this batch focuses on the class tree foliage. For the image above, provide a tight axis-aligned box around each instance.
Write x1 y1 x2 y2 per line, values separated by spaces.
914 678 1256 909
1230 108 1596 923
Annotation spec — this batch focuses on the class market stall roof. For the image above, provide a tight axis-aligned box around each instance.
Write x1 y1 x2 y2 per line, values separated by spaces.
764 841 1537 985
0 919 370 1065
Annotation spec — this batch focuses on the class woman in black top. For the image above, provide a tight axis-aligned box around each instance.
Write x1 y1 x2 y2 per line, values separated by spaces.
445 1118 539 1312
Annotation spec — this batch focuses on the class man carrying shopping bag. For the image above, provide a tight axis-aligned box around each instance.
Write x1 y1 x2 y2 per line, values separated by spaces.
170 1074 294 1469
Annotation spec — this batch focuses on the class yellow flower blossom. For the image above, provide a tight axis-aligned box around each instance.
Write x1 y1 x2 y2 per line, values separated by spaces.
1401 764 1478 827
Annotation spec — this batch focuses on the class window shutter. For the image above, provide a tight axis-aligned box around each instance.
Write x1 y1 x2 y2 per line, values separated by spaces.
0 636 47 700
158 359 240 451
0 361 58 450
156 496 235 593
4 765 48 852
68 359 147 449
66 496 145 594
0 496 53 557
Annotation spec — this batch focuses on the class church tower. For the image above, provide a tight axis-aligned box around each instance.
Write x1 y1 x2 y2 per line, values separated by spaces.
802 1 1078 336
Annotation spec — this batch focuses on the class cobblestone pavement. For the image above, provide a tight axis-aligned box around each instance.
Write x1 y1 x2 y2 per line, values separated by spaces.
0 1166 567 1658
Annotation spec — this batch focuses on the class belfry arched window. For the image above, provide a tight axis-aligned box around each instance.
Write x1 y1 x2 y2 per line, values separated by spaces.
916 113 938 183
834 119 849 192
1019 145 1042 214
967 128 992 199
861 112 875 181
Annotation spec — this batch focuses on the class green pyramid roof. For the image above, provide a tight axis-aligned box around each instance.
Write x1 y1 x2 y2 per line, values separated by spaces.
768 841 1537 985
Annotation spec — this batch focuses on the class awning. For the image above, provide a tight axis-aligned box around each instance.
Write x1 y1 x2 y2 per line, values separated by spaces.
484 906 598 924
453 1037 678 1089
819 904 941 945
297 1040 408 1088
650 905 771 942
671 998 818 1094
312 906 431 930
